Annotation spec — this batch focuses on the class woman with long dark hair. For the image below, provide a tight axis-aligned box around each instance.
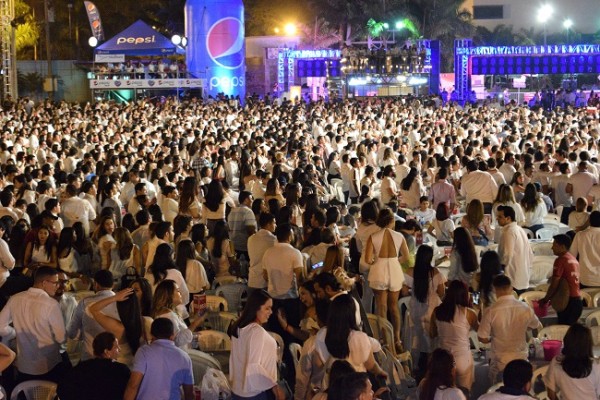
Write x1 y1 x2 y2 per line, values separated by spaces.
130 277 153 318
23 224 57 269
400 167 425 209
264 178 285 205
473 250 503 310
430 280 479 393
176 239 209 300
544 323 600 400
110 227 141 285
315 294 387 380
178 176 202 222
228 290 285 400
144 243 189 305
57 227 79 276
418 348 466 400
89 287 144 367
92 215 117 270
207 220 237 278
521 182 547 234
406 245 446 380
448 227 479 287
203 180 227 234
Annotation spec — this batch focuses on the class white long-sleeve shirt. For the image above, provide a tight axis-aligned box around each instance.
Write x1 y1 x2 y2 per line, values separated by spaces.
498 222 534 290
570 227 600 286
0 287 66 375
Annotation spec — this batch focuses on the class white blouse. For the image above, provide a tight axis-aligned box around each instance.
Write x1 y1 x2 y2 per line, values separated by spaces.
230 323 278 397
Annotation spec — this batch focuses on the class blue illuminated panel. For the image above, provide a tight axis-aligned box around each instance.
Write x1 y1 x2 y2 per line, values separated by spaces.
471 55 600 75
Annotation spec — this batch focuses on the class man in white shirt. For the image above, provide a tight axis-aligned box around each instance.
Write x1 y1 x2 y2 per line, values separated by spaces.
496 205 534 292
570 211 600 287
228 191 257 258
61 184 97 236
0 267 67 382
262 223 304 344
248 213 277 291
461 159 498 213
159 186 179 224
499 152 517 184
478 275 542 383
0 219 15 288
67 270 119 361
477 359 533 400
567 161 597 206
380 165 399 205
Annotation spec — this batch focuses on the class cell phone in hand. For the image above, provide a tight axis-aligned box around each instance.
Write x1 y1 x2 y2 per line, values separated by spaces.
311 261 324 270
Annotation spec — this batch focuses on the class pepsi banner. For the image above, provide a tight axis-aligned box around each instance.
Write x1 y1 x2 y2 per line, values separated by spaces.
185 0 246 100
84 1 104 41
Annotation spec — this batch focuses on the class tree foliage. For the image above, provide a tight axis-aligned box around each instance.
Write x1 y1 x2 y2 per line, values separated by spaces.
14 0 39 57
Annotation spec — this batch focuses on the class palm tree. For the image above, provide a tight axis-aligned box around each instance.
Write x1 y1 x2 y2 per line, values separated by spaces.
403 0 474 71
299 17 342 49
13 0 39 58
474 24 535 46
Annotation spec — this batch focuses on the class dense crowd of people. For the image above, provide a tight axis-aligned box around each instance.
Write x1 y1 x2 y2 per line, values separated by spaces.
0 93 597 399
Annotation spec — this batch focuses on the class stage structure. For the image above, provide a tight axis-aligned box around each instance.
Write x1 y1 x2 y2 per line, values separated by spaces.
341 39 441 98
454 41 600 102
275 48 342 99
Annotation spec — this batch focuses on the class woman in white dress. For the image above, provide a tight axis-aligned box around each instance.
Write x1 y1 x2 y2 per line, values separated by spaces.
151 280 204 349
405 245 446 381
92 215 116 270
314 294 387 385
544 323 600 400
363 208 409 352
175 239 209 302
57 227 79 276
418 348 466 400
229 289 286 400
400 167 425 209
110 228 141 287
430 280 479 393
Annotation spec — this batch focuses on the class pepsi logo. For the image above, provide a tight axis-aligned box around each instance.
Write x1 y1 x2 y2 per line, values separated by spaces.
114 81 122 87
148 80 155 86
206 17 244 70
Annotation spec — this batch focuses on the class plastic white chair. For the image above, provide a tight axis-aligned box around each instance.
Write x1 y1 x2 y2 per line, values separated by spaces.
268 331 284 363
10 380 57 400
518 291 547 308
555 206 564 220
215 283 248 313
582 287 600 299
593 291 600 307
530 365 549 396
487 381 503 393
72 290 95 302
187 348 222 385
197 329 232 351
206 295 229 312
531 256 556 285
534 283 550 292
537 325 570 341
367 313 397 356
523 228 535 239
590 326 600 345
211 275 238 290
536 228 557 240
585 309 600 327
581 291 593 307
289 342 302 371
202 311 237 333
